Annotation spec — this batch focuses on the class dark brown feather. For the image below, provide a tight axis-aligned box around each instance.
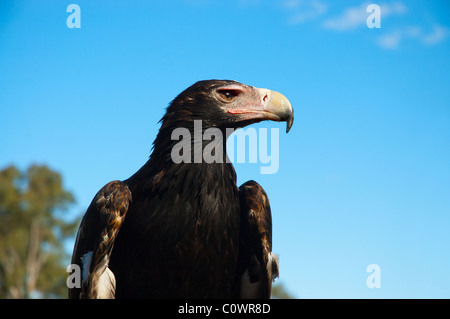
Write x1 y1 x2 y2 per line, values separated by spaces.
238 180 279 299
69 181 131 299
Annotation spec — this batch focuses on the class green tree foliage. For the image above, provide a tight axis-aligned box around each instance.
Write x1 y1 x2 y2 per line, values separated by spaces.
0 164 78 298
271 282 295 299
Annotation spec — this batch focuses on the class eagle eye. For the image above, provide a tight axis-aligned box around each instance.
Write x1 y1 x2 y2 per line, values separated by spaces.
217 89 240 102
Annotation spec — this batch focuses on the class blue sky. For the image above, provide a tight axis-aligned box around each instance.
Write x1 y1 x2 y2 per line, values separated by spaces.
1 0 449 298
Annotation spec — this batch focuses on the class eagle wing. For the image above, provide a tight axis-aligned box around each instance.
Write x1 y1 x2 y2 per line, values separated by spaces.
238 180 279 299
68 181 132 299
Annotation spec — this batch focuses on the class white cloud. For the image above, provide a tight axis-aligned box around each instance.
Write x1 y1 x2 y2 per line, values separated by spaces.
421 25 450 45
379 2 407 16
322 5 367 30
377 31 402 49
237 0 262 6
375 24 450 50
283 0 328 25
281 1 449 50
181 0 213 5
283 0 301 9
323 2 407 31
